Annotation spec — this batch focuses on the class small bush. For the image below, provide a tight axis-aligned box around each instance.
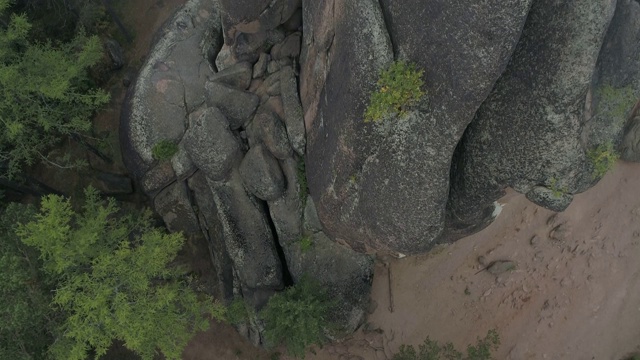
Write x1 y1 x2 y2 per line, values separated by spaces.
152 140 178 161
364 60 425 122
225 298 253 325
297 157 308 205
299 235 313 252
587 142 618 179
392 330 500 360
260 276 335 359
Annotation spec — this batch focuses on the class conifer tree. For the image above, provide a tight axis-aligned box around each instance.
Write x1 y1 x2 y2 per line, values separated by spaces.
0 0 109 178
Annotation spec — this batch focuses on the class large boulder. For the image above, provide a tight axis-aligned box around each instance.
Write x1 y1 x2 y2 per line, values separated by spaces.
600 0 640 161
219 0 300 38
205 81 260 129
447 0 617 234
121 0 221 179
183 107 243 181
208 169 285 301
188 172 235 301
239 145 286 201
301 0 532 254
154 181 201 235
286 231 374 334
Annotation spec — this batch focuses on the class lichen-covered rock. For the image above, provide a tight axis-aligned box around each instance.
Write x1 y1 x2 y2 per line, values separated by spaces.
219 0 300 38
301 0 531 254
154 181 201 234
210 61 253 90
286 232 373 334
183 107 243 181
270 32 301 60
247 110 292 159
205 81 260 129
267 157 303 246
208 169 284 292
140 161 176 194
253 53 270 79
120 0 221 179
239 145 286 201
525 186 574 213
280 66 306 156
597 0 640 161
448 0 617 233
188 172 235 301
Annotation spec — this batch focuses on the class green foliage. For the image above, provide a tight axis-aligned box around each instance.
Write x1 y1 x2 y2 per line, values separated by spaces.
548 177 568 198
587 142 619 179
598 85 638 125
225 298 254 325
392 330 500 360
152 140 179 161
260 276 335 359
0 6 110 178
17 187 225 360
297 157 308 205
0 202 55 360
299 235 313 252
364 60 425 122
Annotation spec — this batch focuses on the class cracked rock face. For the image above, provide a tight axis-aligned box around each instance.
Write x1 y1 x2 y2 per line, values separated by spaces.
301 0 532 254
121 0 373 345
122 0 640 346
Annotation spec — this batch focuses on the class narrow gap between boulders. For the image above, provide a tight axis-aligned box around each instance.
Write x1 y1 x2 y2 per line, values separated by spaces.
260 200 294 287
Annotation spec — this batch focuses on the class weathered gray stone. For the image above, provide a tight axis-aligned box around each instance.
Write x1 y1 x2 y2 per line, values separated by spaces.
525 186 573 213
215 44 235 72
205 81 260 129
141 161 176 195
120 0 221 179
188 172 235 301
301 0 531 254
280 66 306 156
623 114 640 162
255 72 282 102
210 61 253 90
183 107 243 181
597 0 640 162
220 0 300 36
154 181 201 234
247 110 292 159
303 196 323 233
267 157 303 246
171 142 197 179
270 32 301 60
208 169 284 290
267 60 282 74
285 232 373 334
104 38 124 69
253 53 270 79
239 145 286 201
448 0 616 234
282 7 302 32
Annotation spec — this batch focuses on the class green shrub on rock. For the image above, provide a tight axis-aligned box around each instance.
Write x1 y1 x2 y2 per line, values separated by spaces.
587 142 618 179
152 140 179 161
260 276 335 359
364 60 425 122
